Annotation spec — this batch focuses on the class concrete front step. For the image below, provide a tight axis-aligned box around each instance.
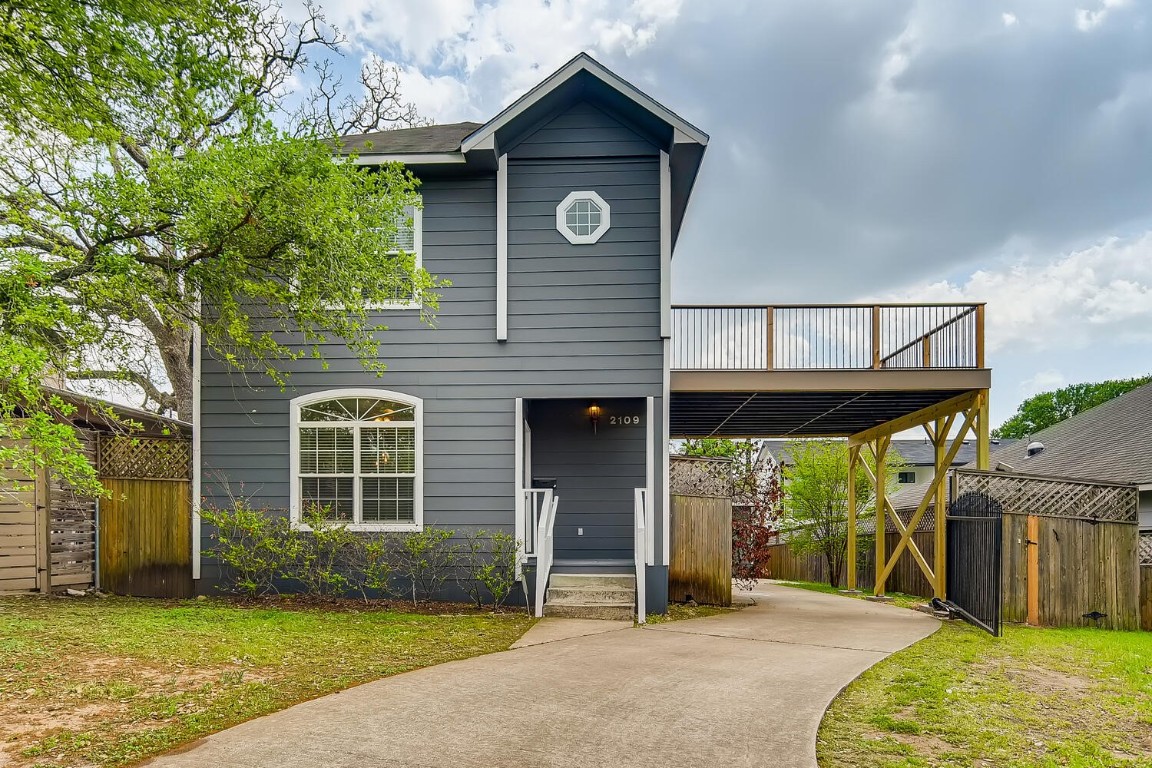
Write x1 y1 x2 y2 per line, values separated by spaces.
549 573 636 589
546 585 635 604
543 602 635 621
543 572 636 621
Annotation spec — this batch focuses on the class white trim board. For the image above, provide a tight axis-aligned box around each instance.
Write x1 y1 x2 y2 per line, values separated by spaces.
659 150 672 338
496 154 508 341
191 321 202 581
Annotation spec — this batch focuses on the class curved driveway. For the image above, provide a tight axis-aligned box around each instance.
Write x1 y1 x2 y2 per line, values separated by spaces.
146 584 937 768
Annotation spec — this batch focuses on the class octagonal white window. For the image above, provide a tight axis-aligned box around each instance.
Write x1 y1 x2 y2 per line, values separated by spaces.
556 191 611 245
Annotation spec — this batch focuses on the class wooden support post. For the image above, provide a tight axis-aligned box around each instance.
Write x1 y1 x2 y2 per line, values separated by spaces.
975 304 986 368
873 437 889 596
976 389 991 470
846 445 859 591
765 306 775 371
933 417 947 599
871 306 882 369
1026 514 1039 626
921 336 932 368
36 461 52 594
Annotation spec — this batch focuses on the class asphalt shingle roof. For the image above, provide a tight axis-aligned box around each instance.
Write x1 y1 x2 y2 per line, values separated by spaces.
973 381 1152 485
334 122 483 155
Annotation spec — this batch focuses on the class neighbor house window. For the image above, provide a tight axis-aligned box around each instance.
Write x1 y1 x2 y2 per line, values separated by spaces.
556 191 611 244
898 471 916 484
290 389 423 531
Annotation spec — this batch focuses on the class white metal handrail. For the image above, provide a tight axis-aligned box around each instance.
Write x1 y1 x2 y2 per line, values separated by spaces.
534 491 558 618
521 488 549 556
634 487 649 624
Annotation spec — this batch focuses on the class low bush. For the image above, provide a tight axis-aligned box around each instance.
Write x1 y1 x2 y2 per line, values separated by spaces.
394 525 458 606
457 530 521 609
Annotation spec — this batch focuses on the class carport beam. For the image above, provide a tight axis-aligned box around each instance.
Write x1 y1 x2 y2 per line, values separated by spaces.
873 437 889 597
846 445 859 591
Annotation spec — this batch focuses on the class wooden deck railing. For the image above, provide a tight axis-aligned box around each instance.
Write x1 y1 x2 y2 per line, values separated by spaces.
670 303 985 371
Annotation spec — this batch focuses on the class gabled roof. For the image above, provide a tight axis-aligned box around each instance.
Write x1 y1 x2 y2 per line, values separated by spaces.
335 122 482 155
460 52 708 152
974 381 1152 486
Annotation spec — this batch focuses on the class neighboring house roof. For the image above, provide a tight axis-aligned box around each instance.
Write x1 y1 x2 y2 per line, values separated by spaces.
38 385 191 438
334 122 483 155
972 381 1152 486
759 438 1017 468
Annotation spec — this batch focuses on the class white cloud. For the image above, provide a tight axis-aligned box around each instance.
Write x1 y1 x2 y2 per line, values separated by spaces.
314 0 684 121
1002 12 1018 26
877 232 1152 354
1076 0 1128 31
1019 369 1066 398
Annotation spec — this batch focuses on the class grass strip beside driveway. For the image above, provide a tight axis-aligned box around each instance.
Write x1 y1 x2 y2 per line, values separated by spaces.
817 618 1152 766
0 596 533 768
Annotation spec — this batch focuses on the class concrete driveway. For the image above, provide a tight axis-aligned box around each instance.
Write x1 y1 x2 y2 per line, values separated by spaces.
145 584 937 768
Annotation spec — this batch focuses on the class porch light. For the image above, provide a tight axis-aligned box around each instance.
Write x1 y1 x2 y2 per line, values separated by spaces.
588 402 601 433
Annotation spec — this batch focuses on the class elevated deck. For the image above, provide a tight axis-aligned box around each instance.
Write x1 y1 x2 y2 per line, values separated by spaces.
669 304 990 439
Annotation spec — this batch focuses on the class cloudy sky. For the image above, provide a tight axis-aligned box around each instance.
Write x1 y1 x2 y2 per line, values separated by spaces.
302 0 1152 426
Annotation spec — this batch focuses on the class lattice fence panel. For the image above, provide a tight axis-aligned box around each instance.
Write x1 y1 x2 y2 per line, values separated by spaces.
98 436 192 480
670 456 734 498
1140 534 1152 567
955 470 1138 524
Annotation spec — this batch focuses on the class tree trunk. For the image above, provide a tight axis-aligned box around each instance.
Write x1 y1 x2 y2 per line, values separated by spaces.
153 321 194 421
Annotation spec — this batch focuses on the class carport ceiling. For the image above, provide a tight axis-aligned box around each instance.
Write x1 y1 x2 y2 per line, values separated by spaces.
669 390 971 439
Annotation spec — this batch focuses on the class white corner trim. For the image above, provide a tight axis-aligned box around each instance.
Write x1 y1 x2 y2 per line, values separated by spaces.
497 154 508 341
662 338 671 566
659 150 672 338
289 388 425 531
514 398 524 577
191 320 202 581
556 190 611 245
646 396 655 567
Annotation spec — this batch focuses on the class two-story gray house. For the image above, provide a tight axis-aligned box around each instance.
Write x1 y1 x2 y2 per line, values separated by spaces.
195 53 708 617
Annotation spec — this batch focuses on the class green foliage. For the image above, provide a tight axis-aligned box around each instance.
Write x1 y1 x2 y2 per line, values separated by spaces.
780 440 904 588
994 375 1152 438
293 507 359 597
200 502 296 596
394 526 459 606
680 438 746 460
458 530 521 610
0 1 440 496
346 534 395 603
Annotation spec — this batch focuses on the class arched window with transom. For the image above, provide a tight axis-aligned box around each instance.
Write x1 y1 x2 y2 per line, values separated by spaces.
289 389 423 530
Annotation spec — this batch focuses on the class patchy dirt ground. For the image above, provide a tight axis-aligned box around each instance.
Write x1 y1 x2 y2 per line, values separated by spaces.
0 594 532 767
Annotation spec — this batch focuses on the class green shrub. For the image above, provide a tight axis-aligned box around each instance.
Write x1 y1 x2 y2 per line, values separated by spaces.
294 507 359 596
346 533 395 602
457 530 520 610
201 501 296 596
394 525 458 606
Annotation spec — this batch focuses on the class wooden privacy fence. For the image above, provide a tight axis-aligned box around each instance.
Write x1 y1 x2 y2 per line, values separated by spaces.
1 428 98 593
765 531 937 598
957 470 1140 631
668 456 733 606
1140 534 1152 632
97 436 193 598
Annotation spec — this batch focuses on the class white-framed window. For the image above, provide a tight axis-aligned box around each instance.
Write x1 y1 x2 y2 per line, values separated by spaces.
289 389 423 531
555 190 611 244
373 201 423 309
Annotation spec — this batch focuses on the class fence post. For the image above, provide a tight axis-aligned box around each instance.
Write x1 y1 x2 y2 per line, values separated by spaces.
871 306 881 369
1026 514 1039 626
765 306 774 370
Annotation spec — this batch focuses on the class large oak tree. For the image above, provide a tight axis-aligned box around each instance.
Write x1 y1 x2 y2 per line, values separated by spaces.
0 1 441 493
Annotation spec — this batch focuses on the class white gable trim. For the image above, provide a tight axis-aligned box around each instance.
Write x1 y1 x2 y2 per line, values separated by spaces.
461 53 708 154
497 153 508 341
350 152 466 166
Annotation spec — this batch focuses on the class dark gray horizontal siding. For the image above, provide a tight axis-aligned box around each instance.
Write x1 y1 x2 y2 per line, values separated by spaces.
200 98 666 590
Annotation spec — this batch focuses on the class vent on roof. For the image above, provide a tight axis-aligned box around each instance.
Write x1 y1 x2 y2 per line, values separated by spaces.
1026 441 1045 457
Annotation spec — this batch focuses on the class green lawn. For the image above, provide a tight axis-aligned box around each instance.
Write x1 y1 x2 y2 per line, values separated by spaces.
816 606 1152 766
0 596 533 768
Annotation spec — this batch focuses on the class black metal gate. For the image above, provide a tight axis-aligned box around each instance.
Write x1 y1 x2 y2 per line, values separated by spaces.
946 491 1003 636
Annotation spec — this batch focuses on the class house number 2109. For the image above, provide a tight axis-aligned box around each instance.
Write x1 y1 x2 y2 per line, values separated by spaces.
609 415 642 426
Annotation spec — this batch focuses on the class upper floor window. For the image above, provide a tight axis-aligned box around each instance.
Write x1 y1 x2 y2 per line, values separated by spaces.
290 389 423 531
898 471 916 484
556 191 611 244
374 201 422 309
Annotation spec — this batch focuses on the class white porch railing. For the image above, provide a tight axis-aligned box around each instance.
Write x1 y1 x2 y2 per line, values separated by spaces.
634 487 652 624
529 490 558 619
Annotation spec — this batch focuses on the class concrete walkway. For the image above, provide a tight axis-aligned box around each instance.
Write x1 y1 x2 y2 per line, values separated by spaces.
145 584 937 768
